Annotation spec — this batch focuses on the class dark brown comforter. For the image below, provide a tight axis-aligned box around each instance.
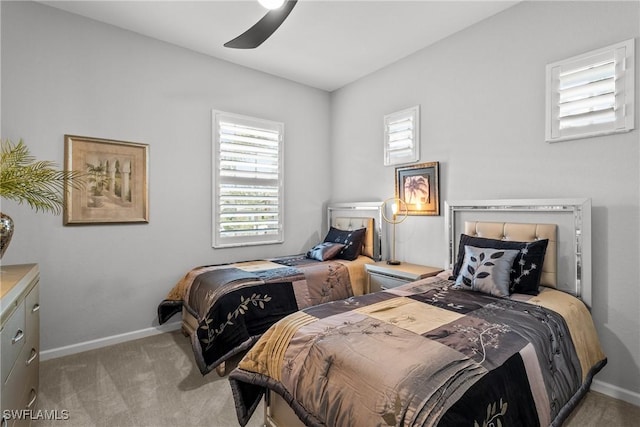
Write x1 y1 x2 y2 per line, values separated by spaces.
157 255 366 375
229 276 606 426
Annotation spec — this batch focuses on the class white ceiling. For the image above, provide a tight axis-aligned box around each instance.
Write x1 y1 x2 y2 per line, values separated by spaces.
39 0 519 92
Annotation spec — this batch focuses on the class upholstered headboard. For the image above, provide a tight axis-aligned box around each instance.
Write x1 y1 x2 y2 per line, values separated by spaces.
464 221 557 288
327 202 383 261
333 217 375 259
445 198 592 307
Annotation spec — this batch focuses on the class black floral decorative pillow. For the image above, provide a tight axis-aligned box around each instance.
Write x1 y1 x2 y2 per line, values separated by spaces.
306 242 346 261
323 227 366 261
454 246 520 297
451 235 549 295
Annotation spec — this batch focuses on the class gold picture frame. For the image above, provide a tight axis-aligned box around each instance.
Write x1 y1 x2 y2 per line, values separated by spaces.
395 161 440 216
64 135 149 224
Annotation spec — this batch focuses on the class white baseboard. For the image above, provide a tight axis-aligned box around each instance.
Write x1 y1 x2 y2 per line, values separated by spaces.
40 321 182 361
591 379 640 407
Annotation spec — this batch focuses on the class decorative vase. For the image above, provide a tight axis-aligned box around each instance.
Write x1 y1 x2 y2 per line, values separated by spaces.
0 212 14 259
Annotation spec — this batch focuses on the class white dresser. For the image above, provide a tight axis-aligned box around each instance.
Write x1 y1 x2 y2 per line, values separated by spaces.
1 264 40 427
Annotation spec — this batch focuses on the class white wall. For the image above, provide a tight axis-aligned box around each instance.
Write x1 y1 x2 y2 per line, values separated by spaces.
3 0 639 405
1 1 331 350
330 1 640 401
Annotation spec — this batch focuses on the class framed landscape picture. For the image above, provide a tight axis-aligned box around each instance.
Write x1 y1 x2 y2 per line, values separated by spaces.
64 135 149 224
395 161 440 216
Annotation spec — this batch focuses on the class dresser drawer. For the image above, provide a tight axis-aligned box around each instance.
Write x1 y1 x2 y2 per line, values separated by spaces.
23 360 39 411
1 344 27 416
1 300 26 385
1 338 39 419
369 272 409 292
25 283 39 338
8 385 37 427
24 284 39 357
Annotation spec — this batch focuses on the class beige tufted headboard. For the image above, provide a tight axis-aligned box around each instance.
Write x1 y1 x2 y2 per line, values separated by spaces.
332 217 375 259
327 202 383 261
445 199 592 306
464 221 557 288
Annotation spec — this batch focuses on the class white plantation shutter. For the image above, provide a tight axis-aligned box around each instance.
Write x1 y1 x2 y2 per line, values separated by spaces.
546 39 634 142
384 106 420 166
213 111 284 247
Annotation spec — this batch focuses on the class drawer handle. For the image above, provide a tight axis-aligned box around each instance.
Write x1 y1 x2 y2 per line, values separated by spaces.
32 303 40 313
12 329 24 344
26 389 37 408
26 348 38 365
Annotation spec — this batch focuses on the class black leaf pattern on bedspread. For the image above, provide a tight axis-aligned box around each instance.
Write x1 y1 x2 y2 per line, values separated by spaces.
229 279 606 427
157 257 355 376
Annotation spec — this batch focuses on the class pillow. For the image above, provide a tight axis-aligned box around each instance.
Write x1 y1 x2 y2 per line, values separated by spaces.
454 246 520 297
306 242 346 261
451 235 549 295
323 227 366 261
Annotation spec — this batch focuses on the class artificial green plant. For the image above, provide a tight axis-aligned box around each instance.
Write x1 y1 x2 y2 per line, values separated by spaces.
0 139 84 214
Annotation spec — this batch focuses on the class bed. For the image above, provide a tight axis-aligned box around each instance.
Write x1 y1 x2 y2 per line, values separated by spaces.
228 198 606 427
157 202 383 376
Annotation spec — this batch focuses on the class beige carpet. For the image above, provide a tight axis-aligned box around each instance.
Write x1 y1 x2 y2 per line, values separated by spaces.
564 388 640 426
33 330 639 427
34 330 263 427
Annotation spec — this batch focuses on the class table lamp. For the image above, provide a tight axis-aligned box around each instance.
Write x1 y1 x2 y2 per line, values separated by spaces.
382 196 408 265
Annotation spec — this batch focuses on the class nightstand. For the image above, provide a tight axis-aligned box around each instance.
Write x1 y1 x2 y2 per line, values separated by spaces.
365 261 443 293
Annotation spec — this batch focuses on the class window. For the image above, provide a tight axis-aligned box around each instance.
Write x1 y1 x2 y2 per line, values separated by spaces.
212 110 284 248
384 105 420 166
546 39 635 142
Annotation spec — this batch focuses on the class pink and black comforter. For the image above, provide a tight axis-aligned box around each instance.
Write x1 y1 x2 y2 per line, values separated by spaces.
229 276 606 426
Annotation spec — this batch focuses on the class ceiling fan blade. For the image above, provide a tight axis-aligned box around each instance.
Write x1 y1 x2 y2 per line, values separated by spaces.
224 0 298 49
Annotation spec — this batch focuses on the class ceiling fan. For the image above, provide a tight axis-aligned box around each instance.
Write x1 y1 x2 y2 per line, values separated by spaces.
224 0 298 49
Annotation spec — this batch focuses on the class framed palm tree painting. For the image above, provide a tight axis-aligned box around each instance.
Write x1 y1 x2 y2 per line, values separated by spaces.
395 161 439 216
64 135 149 224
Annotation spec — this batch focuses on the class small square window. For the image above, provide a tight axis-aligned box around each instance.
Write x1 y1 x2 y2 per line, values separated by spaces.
546 39 635 142
384 105 420 166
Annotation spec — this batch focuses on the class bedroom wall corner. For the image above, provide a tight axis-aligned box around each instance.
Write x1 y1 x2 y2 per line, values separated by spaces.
0 1 332 355
329 0 640 403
